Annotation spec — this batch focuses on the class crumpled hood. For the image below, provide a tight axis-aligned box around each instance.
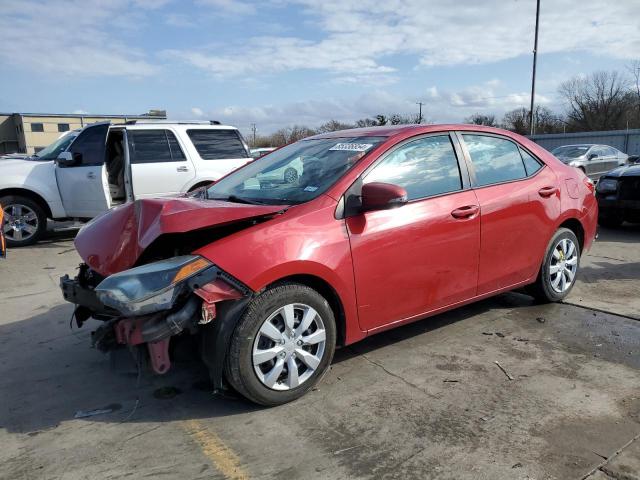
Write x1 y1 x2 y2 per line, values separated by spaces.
74 197 288 276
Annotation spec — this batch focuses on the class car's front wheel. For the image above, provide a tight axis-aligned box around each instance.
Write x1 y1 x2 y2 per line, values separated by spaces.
528 227 580 303
225 283 336 406
1 195 47 247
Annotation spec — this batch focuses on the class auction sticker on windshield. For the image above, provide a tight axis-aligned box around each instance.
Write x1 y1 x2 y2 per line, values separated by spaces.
329 143 373 152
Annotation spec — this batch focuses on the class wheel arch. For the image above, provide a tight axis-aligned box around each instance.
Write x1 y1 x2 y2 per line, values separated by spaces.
187 180 215 192
0 188 53 218
558 217 585 254
265 274 347 347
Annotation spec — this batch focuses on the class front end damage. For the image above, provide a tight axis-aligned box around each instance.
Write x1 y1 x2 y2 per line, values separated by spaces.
60 258 251 391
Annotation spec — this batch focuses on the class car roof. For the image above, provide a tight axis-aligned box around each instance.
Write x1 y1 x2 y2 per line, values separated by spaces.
111 123 239 131
306 123 524 140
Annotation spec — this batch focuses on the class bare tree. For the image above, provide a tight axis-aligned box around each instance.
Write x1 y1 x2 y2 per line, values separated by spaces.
627 60 640 128
375 114 388 125
502 107 530 134
501 106 564 134
558 71 631 131
465 113 498 127
317 119 354 133
355 117 380 127
388 113 421 125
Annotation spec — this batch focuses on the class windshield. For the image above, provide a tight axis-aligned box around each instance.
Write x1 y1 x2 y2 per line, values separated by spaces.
206 136 385 205
551 146 589 158
33 132 78 161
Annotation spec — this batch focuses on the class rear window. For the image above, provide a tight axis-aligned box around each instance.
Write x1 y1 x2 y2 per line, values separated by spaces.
128 130 186 164
187 129 249 160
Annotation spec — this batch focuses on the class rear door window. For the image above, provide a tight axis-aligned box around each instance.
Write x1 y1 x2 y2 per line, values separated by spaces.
519 148 543 176
462 134 527 186
129 130 186 164
187 129 249 160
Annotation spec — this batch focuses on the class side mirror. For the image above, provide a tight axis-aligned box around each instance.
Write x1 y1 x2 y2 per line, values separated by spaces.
361 182 408 212
588 153 597 160
56 151 76 166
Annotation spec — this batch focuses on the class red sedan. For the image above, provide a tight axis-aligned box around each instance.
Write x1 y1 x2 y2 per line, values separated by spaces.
60 124 597 405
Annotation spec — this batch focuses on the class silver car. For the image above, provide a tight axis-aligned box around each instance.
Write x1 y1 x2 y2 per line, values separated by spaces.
551 144 628 180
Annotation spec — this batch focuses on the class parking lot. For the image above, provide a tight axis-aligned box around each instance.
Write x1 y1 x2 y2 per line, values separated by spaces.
1 226 639 480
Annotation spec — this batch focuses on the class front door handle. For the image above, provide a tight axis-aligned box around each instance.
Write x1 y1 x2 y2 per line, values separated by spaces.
538 186 558 197
86 171 96 179
451 205 479 219
176 166 189 172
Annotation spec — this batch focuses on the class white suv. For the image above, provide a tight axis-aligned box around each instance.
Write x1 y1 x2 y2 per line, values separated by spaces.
0 120 252 246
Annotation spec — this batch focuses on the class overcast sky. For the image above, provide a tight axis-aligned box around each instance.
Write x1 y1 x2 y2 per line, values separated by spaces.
1 0 639 136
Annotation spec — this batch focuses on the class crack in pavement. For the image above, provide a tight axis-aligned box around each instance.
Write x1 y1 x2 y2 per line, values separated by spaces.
560 301 640 321
581 431 640 480
348 346 440 399
585 254 629 263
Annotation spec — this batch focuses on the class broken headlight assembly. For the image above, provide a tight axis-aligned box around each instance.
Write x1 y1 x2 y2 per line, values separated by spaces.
95 255 212 316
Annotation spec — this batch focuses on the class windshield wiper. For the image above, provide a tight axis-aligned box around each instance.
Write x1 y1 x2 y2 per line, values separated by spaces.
209 195 266 205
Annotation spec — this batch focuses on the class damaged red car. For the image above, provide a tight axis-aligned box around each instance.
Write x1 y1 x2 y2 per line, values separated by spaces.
60 125 597 406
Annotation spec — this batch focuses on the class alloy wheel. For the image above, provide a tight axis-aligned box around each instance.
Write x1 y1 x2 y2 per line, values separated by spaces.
2 204 39 242
252 303 326 391
549 238 578 293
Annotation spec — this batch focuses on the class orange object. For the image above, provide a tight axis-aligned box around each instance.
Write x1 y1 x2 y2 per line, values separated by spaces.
171 257 211 284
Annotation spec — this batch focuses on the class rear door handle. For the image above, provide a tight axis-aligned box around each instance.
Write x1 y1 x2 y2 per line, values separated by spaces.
538 186 558 197
451 205 479 219
86 171 96 179
176 166 189 172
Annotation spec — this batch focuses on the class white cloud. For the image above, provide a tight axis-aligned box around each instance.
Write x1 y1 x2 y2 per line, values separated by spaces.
191 82 551 134
168 0 640 80
191 107 205 117
0 0 159 77
132 0 172 9
195 0 255 15
165 13 196 28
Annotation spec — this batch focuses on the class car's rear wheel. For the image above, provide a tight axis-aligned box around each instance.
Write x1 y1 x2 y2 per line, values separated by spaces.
528 228 580 303
1 195 47 247
225 283 336 406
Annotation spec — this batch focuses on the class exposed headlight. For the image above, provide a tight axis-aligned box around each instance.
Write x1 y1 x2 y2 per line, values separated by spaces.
95 255 212 315
596 178 618 193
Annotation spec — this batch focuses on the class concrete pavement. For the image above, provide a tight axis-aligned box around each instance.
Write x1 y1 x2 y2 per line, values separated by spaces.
1 226 639 479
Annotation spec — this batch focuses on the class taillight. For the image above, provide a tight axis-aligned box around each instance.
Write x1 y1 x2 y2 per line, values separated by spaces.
584 177 595 194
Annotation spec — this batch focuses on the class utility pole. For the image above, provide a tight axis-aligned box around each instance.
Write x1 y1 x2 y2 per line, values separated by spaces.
416 102 424 124
529 0 541 135
250 123 257 146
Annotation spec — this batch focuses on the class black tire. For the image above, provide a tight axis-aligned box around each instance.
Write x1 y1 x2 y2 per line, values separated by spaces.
599 215 623 228
225 282 336 406
0 195 47 247
527 228 580 303
283 167 299 184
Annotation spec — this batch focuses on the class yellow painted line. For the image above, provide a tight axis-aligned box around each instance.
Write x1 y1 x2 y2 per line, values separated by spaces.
182 419 249 480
